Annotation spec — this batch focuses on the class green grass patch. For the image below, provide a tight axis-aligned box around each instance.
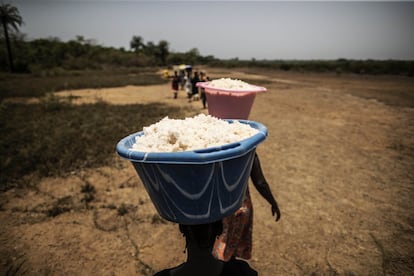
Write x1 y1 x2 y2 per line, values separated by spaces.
0 96 191 191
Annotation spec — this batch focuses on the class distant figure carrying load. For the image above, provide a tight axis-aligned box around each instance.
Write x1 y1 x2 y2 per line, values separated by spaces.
189 71 200 102
171 71 180 99
184 72 192 99
199 71 209 109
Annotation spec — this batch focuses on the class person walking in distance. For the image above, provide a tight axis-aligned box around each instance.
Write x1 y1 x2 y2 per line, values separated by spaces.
184 71 192 99
171 71 180 99
199 71 209 109
189 71 200 102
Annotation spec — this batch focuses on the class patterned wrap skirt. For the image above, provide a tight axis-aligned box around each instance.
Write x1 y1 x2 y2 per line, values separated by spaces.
212 186 253 261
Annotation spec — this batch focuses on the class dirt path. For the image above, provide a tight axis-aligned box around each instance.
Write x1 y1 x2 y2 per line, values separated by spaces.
1 69 414 275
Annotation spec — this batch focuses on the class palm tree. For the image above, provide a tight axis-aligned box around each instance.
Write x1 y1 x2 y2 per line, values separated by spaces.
130 35 144 53
0 3 23 72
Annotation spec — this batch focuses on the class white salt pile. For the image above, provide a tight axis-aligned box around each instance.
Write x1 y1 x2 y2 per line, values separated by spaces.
131 114 259 152
206 78 255 91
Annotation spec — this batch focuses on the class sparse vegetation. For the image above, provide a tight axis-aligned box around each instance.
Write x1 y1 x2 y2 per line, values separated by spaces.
208 58 414 76
0 94 191 190
81 183 96 203
117 203 128 216
47 196 73 217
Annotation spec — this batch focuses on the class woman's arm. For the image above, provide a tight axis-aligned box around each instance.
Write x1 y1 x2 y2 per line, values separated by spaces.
250 153 281 221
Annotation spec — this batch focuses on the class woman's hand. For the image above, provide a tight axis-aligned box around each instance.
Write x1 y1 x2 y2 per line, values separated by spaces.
271 202 281 221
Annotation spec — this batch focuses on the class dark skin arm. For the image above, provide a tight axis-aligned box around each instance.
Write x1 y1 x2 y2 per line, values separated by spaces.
250 153 281 221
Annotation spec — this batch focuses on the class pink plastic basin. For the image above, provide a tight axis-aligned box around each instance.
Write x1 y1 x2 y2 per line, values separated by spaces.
197 82 266 120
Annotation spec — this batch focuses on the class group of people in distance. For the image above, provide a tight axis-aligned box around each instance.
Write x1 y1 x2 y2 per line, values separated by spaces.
171 68 209 109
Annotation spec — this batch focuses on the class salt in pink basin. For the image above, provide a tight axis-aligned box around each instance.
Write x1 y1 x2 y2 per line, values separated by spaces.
197 81 266 120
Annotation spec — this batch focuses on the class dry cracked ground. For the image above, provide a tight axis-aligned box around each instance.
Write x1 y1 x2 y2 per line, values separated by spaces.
1 68 414 275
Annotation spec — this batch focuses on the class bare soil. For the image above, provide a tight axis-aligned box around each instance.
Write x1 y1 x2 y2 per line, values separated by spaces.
1 68 414 275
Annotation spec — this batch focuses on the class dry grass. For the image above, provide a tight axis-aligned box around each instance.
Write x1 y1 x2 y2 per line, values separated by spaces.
0 68 167 101
0 68 191 191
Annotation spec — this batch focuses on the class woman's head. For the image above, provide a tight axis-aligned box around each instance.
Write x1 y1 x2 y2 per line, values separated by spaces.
179 220 223 249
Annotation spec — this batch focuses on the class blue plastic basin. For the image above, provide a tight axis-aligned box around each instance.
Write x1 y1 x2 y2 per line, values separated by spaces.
116 119 267 224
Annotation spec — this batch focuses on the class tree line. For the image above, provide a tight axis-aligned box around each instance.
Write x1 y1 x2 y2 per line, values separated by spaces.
2 34 413 76
0 33 217 73
1 3 413 75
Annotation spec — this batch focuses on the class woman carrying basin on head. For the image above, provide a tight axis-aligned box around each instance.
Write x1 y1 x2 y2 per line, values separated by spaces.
196 78 281 263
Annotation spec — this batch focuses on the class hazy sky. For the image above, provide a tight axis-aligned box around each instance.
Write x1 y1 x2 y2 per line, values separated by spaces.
12 1 414 60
